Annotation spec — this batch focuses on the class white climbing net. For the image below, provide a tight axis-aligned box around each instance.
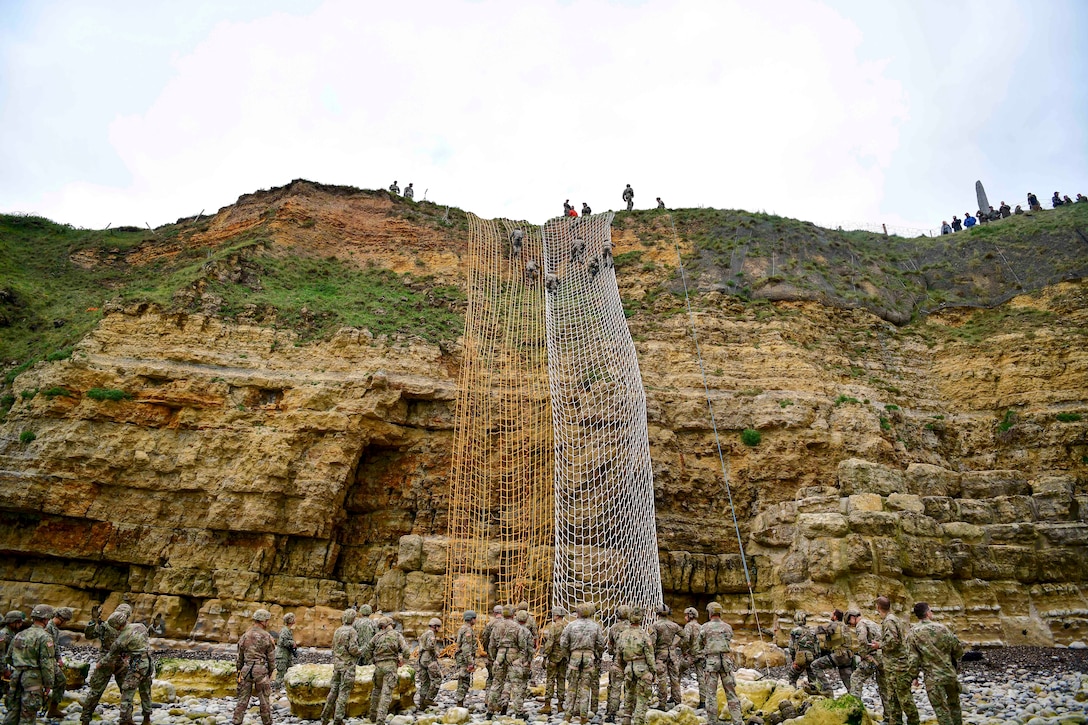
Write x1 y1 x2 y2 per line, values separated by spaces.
542 212 664 624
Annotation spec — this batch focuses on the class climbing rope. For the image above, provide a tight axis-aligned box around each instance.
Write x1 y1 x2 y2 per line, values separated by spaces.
664 212 768 654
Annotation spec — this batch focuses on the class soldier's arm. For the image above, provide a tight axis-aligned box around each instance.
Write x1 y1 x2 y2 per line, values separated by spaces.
950 632 964 665
263 635 276 672
399 633 411 660
40 637 56 691
347 629 364 659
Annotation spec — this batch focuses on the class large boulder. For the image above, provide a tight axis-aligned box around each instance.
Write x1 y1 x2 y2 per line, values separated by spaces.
63 661 90 689
97 679 177 705
155 658 238 698
285 663 415 719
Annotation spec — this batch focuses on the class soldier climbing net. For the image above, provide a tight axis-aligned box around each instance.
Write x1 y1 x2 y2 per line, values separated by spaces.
445 212 663 629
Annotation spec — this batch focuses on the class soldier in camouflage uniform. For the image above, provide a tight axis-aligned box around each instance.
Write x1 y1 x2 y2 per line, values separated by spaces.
453 611 477 707
106 614 154 725
786 611 820 691
1 611 27 700
909 603 963 725
615 608 654 725
3 604 54 725
811 609 856 694
604 606 630 722
849 608 885 704
701 603 741 725
505 610 534 717
416 617 442 709
515 601 538 644
485 605 518 716
366 617 410 725
480 605 503 690
354 605 376 666
561 603 605 724
680 607 704 709
44 606 71 718
80 605 133 725
273 612 297 691
651 605 681 707
320 609 363 725
538 607 568 715
874 596 919 725
231 609 275 725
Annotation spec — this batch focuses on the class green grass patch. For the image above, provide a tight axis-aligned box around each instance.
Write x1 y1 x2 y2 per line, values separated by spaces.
0 394 13 420
740 428 762 446
884 404 899 411
880 416 891 431
19 430 36 444
45 347 73 361
1056 412 1083 423
612 251 644 270
41 386 71 398
834 395 860 406
998 409 1017 432
86 388 133 402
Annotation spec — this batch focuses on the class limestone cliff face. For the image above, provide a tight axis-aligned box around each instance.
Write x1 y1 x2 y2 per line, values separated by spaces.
1 183 1085 646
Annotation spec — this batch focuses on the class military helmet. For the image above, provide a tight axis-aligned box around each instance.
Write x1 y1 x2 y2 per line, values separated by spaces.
575 603 593 618
463 610 477 621
845 609 861 621
628 608 644 624
341 609 357 624
502 605 514 617
30 604 54 620
515 610 529 624
616 605 630 621
360 605 373 616
552 607 567 618
54 606 73 622
379 616 394 628
4 610 26 624
706 602 723 616
428 617 442 628
253 609 272 622
107 610 129 628
684 607 698 618
283 613 296 624
493 605 503 615
516 601 529 612
794 610 807 626
656 604 671 616
116 603 132 615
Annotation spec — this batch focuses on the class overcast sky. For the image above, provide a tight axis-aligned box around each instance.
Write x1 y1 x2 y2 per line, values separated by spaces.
1 0 1085 233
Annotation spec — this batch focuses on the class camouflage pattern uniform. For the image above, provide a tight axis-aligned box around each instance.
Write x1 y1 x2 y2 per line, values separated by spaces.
453 613 477 707
679 608 704 707
622 185 634 211
353 607 376 666
416 619 442 709
910 620 963 725
321 611 363 725
480 606 502 690
615 609 654 725
651 609 681 706
1 611 27 701
485 609 518 715
539 610 568 714
880 611 920 725
515 602 539 644
604 607 630 721
811 618 856 693
849 615 883 699
231 613 275 725
81 607 132 725
366 619 410 725
786 612 820 691
701 604 741 725
403 183 414 200
44 608 71 715
106 622 154 725
505 611 534 717
3 608 55 725
273 617 296 690
560 604 605 722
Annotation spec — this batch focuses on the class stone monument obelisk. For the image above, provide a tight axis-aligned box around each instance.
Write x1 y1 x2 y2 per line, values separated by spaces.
976 180 989 213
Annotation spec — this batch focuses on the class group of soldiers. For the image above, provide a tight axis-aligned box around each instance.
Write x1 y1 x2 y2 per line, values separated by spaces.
1 603 153 725
4 596 966 725
785 597 964 725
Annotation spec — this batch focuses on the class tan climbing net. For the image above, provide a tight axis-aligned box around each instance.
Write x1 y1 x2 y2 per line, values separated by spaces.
445 212 662 630
443 215 555 631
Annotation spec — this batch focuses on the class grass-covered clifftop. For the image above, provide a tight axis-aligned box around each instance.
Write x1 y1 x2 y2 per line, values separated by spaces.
3 179 1087 386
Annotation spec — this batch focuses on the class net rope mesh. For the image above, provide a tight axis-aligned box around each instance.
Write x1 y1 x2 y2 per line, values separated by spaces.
443 215 555 632
444 212 663 630
543 212 663 625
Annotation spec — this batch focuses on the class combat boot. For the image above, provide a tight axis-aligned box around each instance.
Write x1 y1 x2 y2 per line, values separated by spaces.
142 714 152 725
46 701 65 719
